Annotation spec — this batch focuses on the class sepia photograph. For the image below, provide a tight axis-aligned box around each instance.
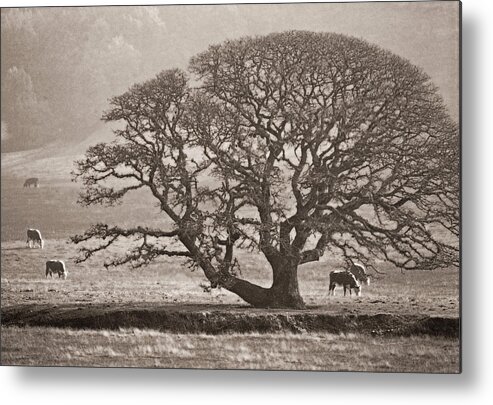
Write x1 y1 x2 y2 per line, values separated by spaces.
1 1 460 373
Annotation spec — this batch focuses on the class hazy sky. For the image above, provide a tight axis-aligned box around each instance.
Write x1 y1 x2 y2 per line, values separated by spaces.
3 1 460 120
140 1 460 119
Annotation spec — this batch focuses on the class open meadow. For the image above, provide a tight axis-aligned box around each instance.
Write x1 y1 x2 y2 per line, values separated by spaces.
1 144 460 372
1 327 459 372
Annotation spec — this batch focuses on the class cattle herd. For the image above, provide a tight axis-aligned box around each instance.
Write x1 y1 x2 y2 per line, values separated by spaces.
26 225 368 294
26 228 67 279
22 178 370 294
24 177 68 280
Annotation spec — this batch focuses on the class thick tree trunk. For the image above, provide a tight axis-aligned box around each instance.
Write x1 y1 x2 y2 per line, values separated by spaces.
186 232 305 309
269 260 305 309
219 259 305 309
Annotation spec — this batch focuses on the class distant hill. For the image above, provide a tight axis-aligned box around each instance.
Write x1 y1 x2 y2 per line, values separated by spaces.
1 126 115 184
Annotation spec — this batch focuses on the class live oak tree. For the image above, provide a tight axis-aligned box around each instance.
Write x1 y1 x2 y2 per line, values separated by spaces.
72 32 459 309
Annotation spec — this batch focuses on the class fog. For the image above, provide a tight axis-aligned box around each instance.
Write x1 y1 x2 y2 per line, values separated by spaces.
1 2 459 151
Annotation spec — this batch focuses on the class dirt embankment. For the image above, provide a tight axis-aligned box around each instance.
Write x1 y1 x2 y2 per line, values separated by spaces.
1 303 460 338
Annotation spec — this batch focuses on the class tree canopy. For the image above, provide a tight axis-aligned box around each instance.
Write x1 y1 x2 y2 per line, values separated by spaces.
72 31 459 309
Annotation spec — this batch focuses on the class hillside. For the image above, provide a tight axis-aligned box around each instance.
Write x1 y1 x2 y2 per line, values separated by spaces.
1 126 115 184
0 125 175 242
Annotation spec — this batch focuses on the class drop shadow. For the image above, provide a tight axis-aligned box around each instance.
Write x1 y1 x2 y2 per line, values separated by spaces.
12 365 463 391
460 12 480 388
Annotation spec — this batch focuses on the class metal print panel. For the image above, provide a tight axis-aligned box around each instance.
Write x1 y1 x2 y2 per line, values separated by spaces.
0 1 460 372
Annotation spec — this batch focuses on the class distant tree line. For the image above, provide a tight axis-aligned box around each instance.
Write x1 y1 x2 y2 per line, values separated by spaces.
1 7 178 151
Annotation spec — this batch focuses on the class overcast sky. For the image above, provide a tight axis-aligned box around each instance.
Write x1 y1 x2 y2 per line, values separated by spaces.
2 1 460 120
139 1 460 119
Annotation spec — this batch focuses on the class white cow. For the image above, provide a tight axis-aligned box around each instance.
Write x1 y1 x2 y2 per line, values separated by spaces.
46 260 68 279
27 229 44 249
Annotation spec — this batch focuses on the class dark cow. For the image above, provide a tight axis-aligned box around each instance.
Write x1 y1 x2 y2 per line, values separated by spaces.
46 260 67 279
329 270 361 296
23 177 39 188
27 229 44 249
348 263 370 285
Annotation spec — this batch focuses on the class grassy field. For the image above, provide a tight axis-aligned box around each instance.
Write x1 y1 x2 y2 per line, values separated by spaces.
1 238 459 316
1 144 460 372
0 176 459 314
0 326 460 372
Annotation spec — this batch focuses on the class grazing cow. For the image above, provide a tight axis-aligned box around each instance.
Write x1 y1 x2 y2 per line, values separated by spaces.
329 270 361 296
46 260 67 279
26 228 44 249
348 263 370 285
23 177 39 188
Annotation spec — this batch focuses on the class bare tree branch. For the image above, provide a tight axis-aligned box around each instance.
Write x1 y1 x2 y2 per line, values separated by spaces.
72 32 459 308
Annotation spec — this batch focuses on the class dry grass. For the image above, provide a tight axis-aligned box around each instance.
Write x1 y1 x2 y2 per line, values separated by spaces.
0 326 460 373
0 173 459 315
1 177 170 242
1 154 460 372
1 237 459 316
